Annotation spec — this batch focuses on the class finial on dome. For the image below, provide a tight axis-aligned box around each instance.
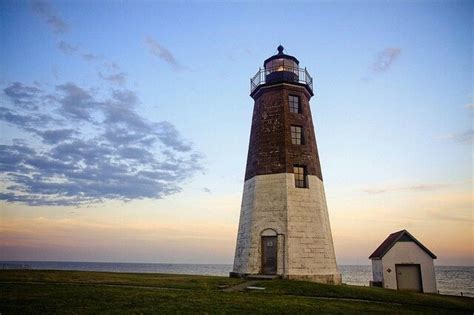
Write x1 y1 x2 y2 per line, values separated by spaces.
277 45 284 54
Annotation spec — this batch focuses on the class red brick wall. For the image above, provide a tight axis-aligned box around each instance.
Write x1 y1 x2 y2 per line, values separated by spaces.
244 84 323 181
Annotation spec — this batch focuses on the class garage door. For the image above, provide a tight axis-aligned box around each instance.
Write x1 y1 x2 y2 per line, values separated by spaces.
396 264 422 292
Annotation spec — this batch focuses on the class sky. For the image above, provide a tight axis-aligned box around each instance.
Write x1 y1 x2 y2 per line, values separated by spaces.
0 0 472 266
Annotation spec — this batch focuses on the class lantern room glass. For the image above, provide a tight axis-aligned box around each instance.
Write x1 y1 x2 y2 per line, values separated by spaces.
265 58 298 76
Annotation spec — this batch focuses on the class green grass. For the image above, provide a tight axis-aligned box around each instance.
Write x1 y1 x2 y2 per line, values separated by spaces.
0 269 244 290
1 270 473 314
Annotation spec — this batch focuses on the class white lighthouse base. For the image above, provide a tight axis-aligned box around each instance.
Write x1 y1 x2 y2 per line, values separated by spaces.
232 173 341 284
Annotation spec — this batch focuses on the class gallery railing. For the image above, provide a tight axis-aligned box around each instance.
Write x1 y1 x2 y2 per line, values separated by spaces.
250 66 313 94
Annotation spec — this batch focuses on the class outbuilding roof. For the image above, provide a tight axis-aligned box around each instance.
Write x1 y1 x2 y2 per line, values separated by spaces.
369 229 437 259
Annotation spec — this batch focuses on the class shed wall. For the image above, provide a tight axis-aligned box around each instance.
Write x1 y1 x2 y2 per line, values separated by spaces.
381 242 437 293
372 259 383 282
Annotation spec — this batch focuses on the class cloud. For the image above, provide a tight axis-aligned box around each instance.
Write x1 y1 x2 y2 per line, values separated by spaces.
437 105 473 144
39 129 76 144
154 121 192 152
371 48 401 73
145 37 183 69
0 81 203 206
3 82 41 109
56 42 105 70
31 0 69 34
82 53 102 62
104 62 120 72
51 39 125 87
52 66 59 80
203 187 212 194
57 40 78 54
425 210 473 223
442 130 474 145
55 82 99 121
361 183 447 194
0 107 56 134
56 40 107 71
99 72 127 85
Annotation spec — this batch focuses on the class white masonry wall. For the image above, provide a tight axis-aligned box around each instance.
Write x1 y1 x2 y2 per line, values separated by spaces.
232 173 341 284
381 242 437 293
232 173 288 276
286 174 340 283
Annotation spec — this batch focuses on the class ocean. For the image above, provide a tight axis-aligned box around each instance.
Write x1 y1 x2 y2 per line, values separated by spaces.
1 261 472 297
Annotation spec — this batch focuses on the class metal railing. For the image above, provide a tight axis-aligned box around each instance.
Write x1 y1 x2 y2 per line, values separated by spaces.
250 66 313 94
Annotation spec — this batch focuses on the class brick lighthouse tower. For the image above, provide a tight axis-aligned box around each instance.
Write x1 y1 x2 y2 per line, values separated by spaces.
231 46 341 284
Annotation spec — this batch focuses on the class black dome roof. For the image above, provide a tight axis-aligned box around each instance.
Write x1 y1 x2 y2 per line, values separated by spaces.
263 45 299 67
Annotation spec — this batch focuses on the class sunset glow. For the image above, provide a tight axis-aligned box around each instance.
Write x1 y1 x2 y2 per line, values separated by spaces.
1 1 472 266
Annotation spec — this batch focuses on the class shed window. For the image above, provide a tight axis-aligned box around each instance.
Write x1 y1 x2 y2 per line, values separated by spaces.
291 125 304 145
289 95 300 113
293 165 307 188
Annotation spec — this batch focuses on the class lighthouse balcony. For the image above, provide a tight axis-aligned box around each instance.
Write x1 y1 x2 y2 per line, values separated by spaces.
250 66 313 95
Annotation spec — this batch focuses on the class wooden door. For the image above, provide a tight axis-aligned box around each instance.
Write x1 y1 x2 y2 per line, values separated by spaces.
396 264 422 292
262 236 277 275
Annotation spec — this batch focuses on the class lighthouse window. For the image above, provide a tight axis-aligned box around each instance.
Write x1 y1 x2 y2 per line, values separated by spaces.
293 165 307 188
289 95 300 113
291 125 304 145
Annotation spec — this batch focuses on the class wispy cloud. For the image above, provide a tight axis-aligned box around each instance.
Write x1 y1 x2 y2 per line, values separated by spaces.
51 66 59 80
438 104 473 144
1 81 203 206
145 37 183 69
371 48 401 73
38 129 77 144
442 130 474 145
3 82 42 110
104 62 120 72
31 0 69 34
54 42 126 85
57 40 78 55
82 53 102 62
361 183 447 194
3 8 198 207
99 72 127 85
57 41 103 64
425 210 473 223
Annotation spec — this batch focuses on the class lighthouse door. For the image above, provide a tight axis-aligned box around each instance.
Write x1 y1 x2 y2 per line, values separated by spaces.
262 236 277 274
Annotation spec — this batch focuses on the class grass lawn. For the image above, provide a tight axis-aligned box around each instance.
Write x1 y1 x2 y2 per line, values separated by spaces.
1 270 473 314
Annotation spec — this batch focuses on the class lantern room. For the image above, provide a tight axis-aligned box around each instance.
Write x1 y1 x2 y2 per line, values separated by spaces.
264 45 300 84
250 45 313 98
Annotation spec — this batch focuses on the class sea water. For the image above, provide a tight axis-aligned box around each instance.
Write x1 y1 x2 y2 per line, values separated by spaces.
1 261 472 297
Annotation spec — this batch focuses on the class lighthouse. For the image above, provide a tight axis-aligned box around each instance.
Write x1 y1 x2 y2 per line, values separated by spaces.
231 46 341 284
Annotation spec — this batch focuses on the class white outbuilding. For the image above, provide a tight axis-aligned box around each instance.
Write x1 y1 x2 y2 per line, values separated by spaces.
369 230 437 293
